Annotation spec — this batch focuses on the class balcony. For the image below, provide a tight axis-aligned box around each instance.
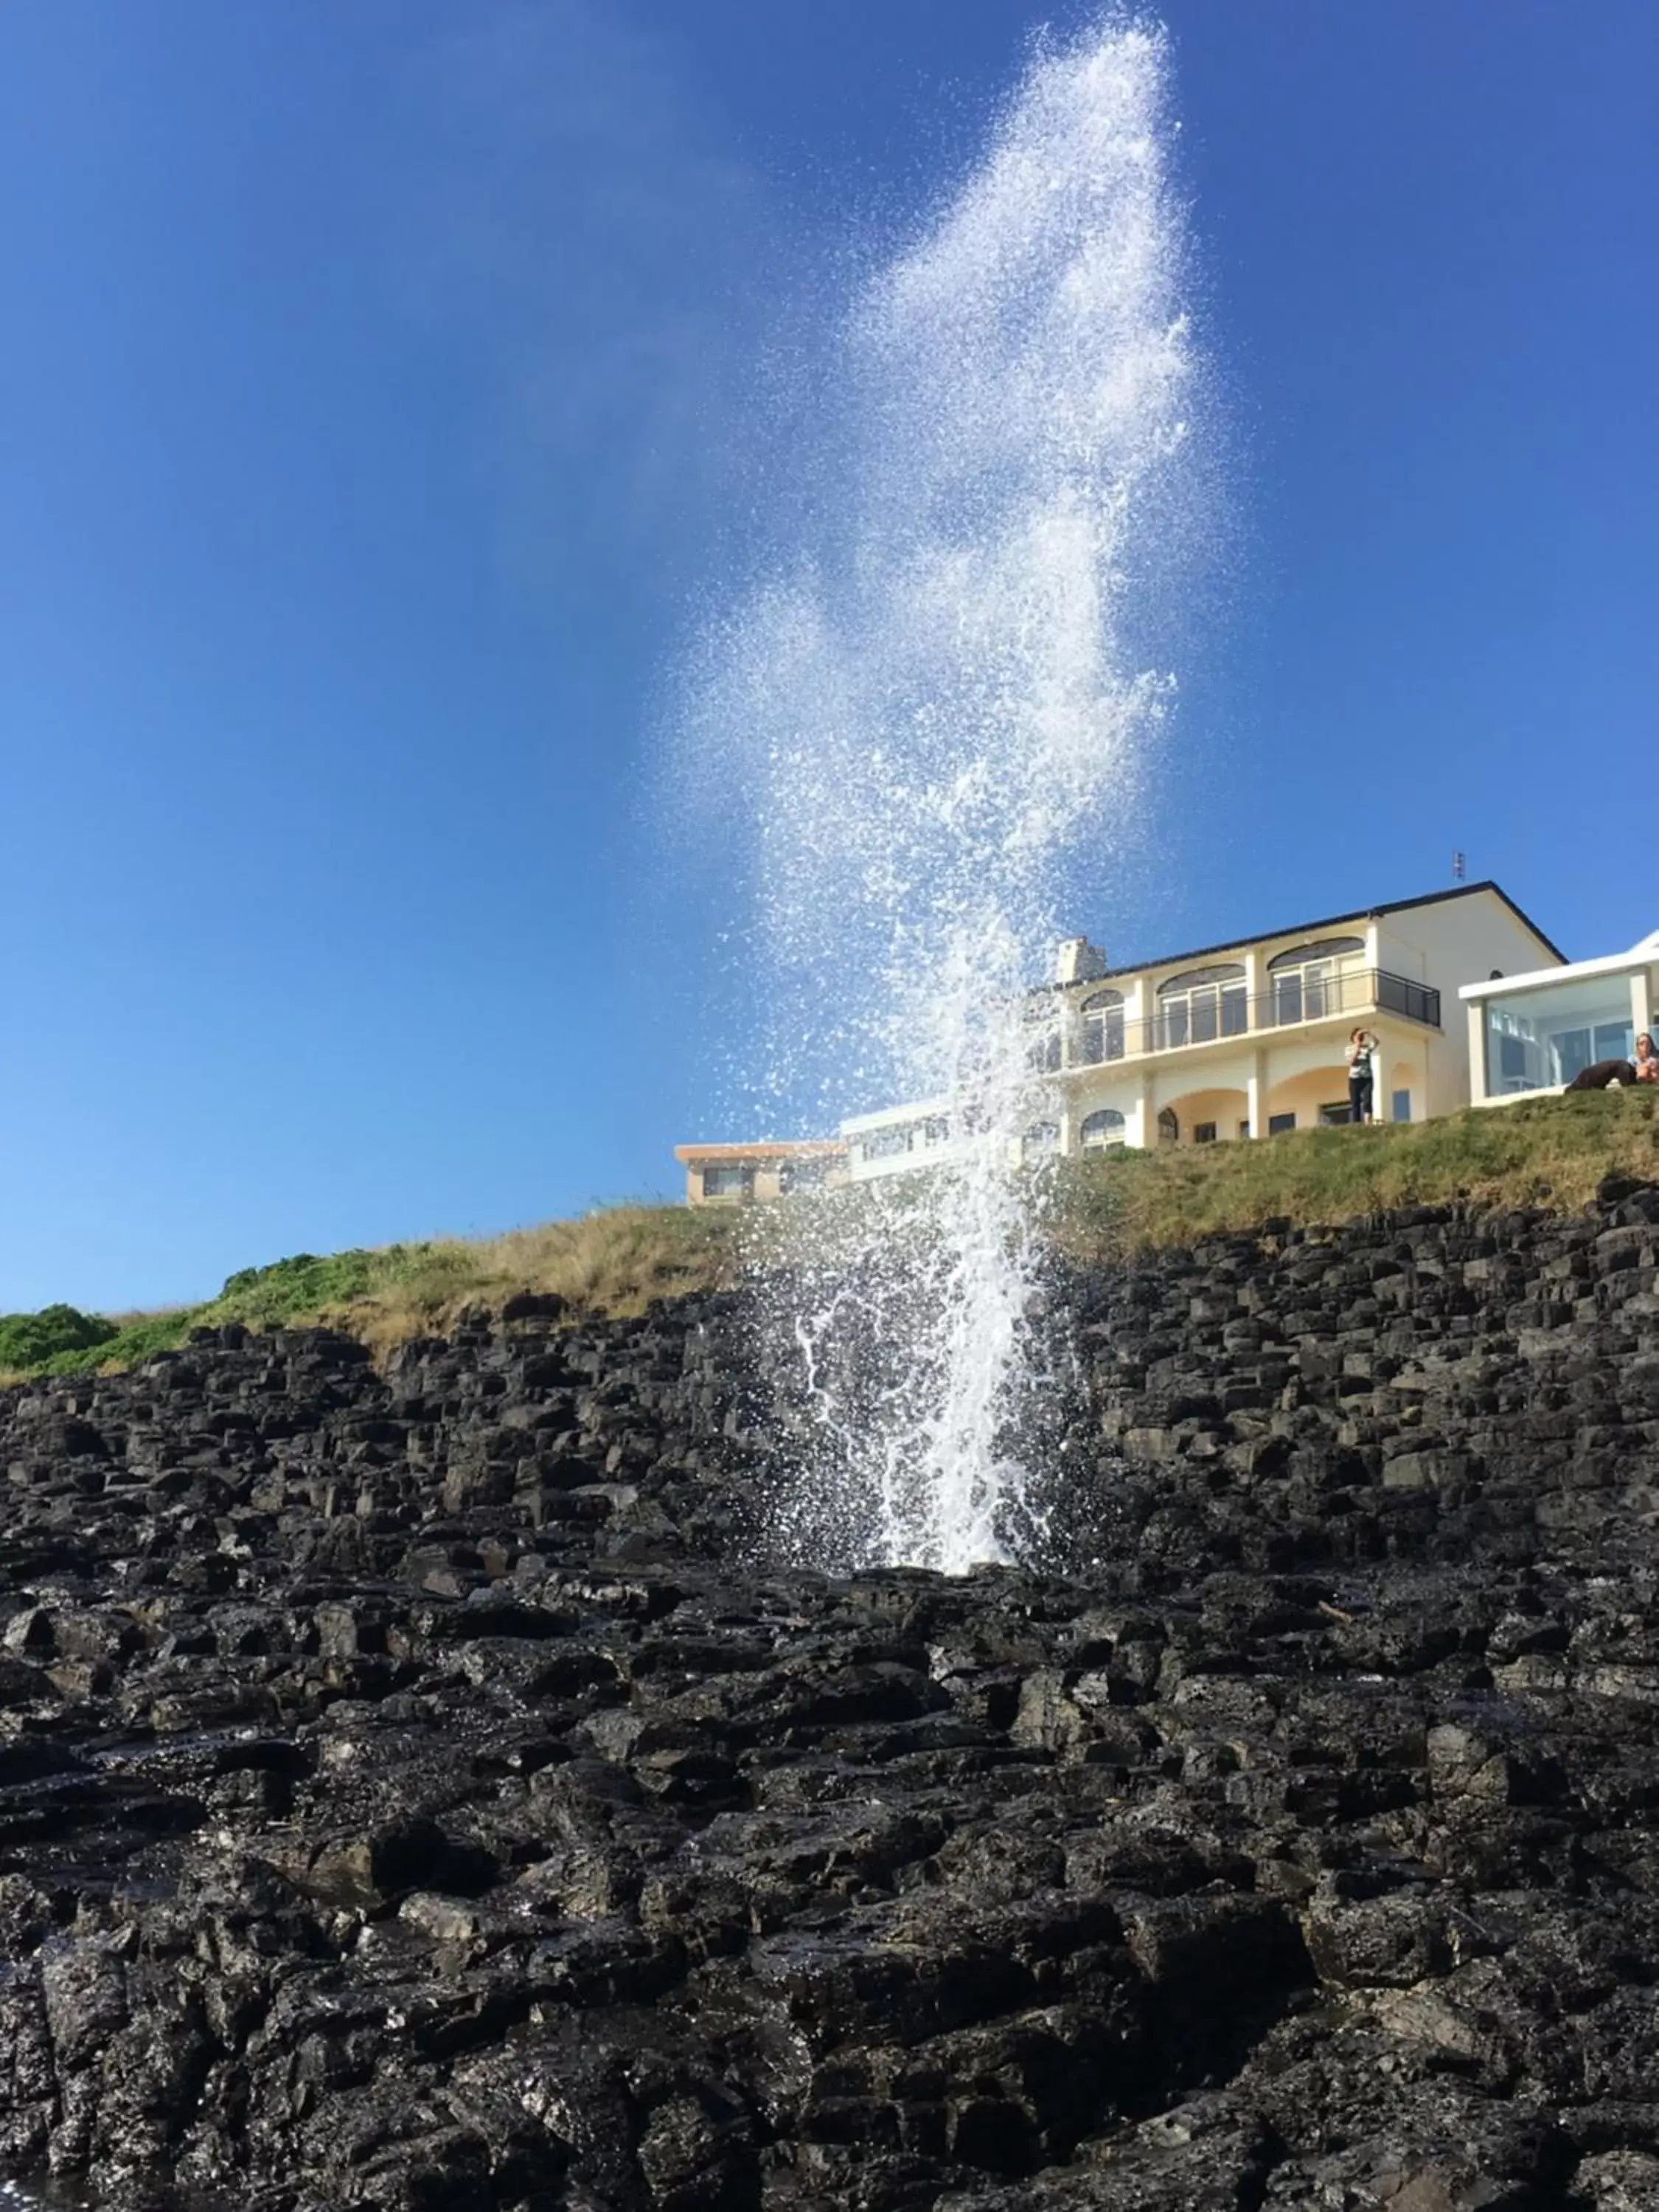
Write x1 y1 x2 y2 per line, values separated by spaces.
1046 966 1441 1071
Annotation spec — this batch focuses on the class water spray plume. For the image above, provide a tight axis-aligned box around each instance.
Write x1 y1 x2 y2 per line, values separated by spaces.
689 15 1203 1572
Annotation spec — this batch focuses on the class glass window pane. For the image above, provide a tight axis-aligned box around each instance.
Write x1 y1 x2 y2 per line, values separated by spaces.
1484 978 1641 1096
1081 1109 1126 1150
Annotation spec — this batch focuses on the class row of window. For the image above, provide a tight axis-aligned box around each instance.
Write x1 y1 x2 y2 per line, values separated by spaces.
701 1156 839 1197
854 1114 952 1164
1032 939 1371 1068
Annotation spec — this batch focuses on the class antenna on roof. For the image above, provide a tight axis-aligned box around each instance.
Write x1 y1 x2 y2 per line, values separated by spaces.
1451 850 1466 882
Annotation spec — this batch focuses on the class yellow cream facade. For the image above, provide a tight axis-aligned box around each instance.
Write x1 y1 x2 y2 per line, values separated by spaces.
840 882 1564 1178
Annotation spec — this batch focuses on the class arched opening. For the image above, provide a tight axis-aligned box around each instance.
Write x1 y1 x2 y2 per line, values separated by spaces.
1156 1107 1179 1147
1158 1087 1251 1147
1267 936 1366 1026
1264 1066 1354 1134
1079 989 1126 1065
1157 964 1246 1048
1080 1107 1127 1150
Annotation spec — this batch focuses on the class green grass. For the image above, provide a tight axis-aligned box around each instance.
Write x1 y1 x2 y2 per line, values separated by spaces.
1 1206 740 1384
4 1093 1655 1385
1051 1089 1659 1257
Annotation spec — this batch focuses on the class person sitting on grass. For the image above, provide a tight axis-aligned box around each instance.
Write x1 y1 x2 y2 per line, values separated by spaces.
1636 1032 1659 1084
1345 1028 1377 1126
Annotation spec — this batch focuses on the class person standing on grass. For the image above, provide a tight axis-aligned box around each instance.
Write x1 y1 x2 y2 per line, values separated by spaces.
1346 1028 1377 1126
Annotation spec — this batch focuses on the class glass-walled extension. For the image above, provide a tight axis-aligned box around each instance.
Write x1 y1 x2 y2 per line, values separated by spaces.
1482 978 1636 1094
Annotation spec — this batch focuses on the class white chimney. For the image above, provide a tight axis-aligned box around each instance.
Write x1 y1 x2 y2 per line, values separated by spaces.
1055 936 1108 984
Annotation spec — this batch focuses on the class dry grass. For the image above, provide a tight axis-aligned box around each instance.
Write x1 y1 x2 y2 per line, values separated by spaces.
329 1205 741 1354
2 1205 741 1383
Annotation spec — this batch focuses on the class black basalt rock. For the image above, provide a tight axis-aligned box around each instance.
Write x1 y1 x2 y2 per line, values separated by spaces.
0 1188 1656 2205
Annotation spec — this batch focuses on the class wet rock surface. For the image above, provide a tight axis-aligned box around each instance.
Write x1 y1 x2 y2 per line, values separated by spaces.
1 1178 1658 2207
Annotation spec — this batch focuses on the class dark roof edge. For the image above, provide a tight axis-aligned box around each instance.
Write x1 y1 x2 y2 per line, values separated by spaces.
1051 880 1567 990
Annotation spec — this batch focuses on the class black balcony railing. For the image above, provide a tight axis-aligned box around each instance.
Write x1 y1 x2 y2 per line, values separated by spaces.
1037 965 1441 1071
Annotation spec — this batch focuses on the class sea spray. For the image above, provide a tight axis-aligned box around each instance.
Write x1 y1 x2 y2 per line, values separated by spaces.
684 15 1204 1570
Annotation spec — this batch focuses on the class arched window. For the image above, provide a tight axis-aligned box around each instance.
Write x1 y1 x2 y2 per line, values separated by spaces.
1156 963 1246 1048
1023 1120 1060 1161
1268 935 1366 1025
1080 1107 1127 1150
1079 988 1126 1065
1157 1107 1179 1146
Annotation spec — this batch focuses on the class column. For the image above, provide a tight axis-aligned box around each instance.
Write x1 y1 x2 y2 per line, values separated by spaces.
1632 966 1652 1048
1245 1048 1266 1140
1466 999 1488 1105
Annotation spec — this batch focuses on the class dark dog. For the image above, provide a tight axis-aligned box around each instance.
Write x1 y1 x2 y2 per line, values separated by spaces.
1565 1059 1637 1091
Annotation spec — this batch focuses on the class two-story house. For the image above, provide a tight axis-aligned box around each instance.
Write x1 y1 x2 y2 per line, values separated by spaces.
838 881 1565 1177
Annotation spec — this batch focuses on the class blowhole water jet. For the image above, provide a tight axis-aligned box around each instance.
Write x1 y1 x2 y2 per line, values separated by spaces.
684 14 1206 1573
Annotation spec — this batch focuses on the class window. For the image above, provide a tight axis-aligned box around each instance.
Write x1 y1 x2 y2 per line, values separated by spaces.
1391 1090 1411 1124
1157 1107 1179 1146
1268 1112 1296 1135
1079 989 1126 1065
1023 1121 1060 1161
1268 936 1366 1026
1318 1101 1353 1127
922 1116 951 1147
1080 1107 1127 1150
1025 1001 1062 1074
1484 981 1639 1096
1157 964 1246 1049
701 1164 749 1199
778 1156 832 1194
860 1124 915 1161
1194 1121 1218 1144
1238 1119 1251 1138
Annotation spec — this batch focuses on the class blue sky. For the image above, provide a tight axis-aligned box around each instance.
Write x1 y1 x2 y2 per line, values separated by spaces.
3 1 1655 1312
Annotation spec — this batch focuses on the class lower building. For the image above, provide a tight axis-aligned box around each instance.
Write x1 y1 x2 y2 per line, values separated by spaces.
675 1140 849 1207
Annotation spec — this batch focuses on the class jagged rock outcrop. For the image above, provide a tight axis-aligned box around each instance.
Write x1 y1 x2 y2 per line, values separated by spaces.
0 1175 1657 2208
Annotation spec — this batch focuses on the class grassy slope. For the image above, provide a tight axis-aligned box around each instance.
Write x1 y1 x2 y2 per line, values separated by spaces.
1054 1088 1659 1257
1 1206 737 1383
4 1092 1655 1383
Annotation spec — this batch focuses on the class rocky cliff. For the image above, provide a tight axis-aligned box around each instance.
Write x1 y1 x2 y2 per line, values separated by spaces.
1 1178 1658 2210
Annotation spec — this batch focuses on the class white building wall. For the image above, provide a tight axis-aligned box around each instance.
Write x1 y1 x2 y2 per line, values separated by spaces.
1374 889 1563 1116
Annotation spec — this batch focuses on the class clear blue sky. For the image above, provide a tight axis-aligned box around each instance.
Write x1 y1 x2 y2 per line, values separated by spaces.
4 1 1655 1312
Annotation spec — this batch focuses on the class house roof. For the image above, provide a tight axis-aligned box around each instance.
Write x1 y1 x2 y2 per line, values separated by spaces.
674 1141 848 1162
1051 880 1565 990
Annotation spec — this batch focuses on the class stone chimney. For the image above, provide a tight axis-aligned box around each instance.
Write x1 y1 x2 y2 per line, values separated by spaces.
1054 936 1108 985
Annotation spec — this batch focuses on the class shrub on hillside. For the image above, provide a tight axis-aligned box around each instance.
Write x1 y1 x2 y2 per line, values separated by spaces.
0 1304 119 1371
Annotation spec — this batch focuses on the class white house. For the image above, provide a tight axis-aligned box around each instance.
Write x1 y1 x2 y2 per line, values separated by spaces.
840 882 1565 1178
1460 929 1658 1104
